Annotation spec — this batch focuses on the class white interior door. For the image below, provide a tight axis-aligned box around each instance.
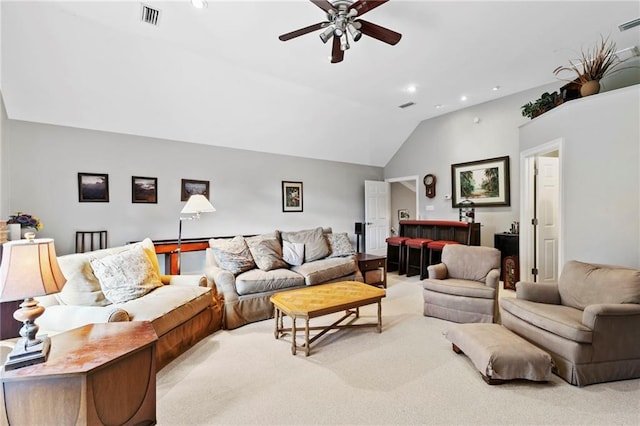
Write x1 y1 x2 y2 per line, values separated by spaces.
364 180 390 254
537 156 560 282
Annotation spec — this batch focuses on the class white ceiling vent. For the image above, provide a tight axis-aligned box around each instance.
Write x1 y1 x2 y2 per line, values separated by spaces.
141 4 161 26
398 102 415 109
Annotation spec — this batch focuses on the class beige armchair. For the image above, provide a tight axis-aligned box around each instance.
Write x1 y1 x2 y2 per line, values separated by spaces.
422 244 501 323
500 260 640 386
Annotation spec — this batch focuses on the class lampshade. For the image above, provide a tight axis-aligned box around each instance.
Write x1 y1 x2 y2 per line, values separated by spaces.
181 194 216 215
0 238 67 302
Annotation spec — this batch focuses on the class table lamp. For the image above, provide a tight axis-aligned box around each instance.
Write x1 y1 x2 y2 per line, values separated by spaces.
0 237 66 370
177 194 215 274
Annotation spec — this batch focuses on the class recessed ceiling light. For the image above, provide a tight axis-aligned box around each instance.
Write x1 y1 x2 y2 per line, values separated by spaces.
191 0 207 9
406 85 417 94
492 85 500 91
460 95 468 102
435 104 443 109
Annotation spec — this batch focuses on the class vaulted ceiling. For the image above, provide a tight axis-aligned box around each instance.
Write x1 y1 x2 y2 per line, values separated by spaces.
2 1 639 166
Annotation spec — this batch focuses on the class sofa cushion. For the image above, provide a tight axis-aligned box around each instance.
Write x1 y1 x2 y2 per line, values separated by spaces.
282 240 305 266
57 238 159 307
117 284 213 337
209 236 255 275
500 297 593 343
558 260 640 310
291 256 357 285
327 232 356 258
422 278 495 300
235 268 305 295
281 227 329 262
247 238 288 271
90 244 163 304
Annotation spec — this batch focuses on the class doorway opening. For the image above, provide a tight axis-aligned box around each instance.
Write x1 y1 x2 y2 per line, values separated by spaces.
388 175 420 235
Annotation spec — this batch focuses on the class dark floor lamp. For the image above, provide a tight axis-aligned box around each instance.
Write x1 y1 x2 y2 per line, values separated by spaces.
0 237 67 370
177 194 216 274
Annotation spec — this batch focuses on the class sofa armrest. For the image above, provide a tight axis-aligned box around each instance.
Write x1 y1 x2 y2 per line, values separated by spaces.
516 281 560 304
485 268 500 290
427 263 448 280
583 303 640 360
205 266 238 303
37 305 130 333
161 274 208 287
582 303 640 329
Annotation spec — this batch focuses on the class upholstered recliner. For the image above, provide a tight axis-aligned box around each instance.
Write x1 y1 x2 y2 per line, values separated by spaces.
422 244 501 323
500 260 640 386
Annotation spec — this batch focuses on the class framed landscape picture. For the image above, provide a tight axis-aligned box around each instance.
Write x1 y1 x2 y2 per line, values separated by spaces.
282 181 303 212
451 156 510 207
78 172 109 202
181 179 209 201
132 176 158 203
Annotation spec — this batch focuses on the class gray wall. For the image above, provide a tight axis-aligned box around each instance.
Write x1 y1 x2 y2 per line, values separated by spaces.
384 84 558 246
519 85 640 268
390 182 416 234
1 120 382 272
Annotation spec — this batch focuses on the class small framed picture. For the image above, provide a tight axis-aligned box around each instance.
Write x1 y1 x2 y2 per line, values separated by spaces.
78 173 109 202
282 181 303 212
181 179 210 201
398 209 410 221
132 176 158 203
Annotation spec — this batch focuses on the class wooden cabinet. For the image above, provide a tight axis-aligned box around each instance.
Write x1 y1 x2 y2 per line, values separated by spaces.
1 322 158 426
494 233 519 290
356 253 387 288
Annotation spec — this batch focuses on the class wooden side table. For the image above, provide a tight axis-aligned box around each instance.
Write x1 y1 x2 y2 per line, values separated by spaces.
356 253 387 288
1 322 158 426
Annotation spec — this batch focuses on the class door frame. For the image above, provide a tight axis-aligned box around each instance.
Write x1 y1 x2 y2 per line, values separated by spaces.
386 175 420 227
520 138 564 282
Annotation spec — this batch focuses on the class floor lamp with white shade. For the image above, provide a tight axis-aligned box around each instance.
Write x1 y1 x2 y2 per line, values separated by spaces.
177 194 215 274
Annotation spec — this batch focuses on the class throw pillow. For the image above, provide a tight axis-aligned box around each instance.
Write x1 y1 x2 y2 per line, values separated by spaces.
327 232 356 258
247 238 288 271
282 240 305 266
90 245 163 304
209 236 255 275
280 227 329 262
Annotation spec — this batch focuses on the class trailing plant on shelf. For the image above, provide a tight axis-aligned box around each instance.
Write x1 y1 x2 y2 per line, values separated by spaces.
521 91 563 119
553 35 626 96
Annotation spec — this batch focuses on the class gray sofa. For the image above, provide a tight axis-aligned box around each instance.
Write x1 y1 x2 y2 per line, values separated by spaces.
500 260 640 386
205 227 363 329
422 244 501 323
36 238 223 370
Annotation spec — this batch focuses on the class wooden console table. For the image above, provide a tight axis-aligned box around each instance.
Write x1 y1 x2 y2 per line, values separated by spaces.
151 237 212 275
0 322 158 426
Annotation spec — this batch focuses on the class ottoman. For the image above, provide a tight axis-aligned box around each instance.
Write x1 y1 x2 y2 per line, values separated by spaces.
445 323 554 384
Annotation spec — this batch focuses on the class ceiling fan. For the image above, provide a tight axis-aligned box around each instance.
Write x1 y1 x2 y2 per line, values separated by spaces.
278 0 402 63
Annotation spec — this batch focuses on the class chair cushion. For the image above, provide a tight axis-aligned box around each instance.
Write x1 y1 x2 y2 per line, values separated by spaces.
558 260 640 310
427 240 460 251
385 237 409 245
500 297 593 343
423 278 495 299
235 268 305 295
441 245 501 282
406 238 433 248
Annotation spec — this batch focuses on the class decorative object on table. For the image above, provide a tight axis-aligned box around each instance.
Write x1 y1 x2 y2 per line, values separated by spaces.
7 211 43 239
553 35 629 97
0 238 67 370
398 209 410 221
451 156 510 207
278 0 401 64
78 172 109 202
520 91 563 119
423 173 436 198
177 194 216 274
0 220 7 243
181 179 210 202
132 176 158 203
458 199 475 223
282 181 303 212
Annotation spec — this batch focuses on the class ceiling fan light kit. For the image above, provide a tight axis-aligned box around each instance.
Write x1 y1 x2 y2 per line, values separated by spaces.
279 0 401 63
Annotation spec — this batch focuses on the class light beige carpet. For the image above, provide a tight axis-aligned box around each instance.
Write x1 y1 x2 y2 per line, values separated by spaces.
156 274 640 425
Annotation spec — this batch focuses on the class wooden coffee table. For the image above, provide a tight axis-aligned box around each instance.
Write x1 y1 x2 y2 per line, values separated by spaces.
270 281 386 356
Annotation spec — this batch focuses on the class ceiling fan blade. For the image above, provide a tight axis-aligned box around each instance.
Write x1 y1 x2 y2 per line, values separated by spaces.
279 22 327 41
331 36 344 63
348 0 390 16
357 19 402 45
310 0 337 13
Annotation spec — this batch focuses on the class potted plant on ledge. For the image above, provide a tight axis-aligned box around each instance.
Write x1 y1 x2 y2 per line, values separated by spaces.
553 35 624 97
521 91 563 119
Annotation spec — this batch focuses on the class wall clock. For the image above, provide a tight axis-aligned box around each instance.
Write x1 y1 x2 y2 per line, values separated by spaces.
423 174 436 198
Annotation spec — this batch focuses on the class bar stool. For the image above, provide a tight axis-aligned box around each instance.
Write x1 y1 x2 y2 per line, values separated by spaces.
427 240 460 265
405 238 433 279
385 236 409 274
